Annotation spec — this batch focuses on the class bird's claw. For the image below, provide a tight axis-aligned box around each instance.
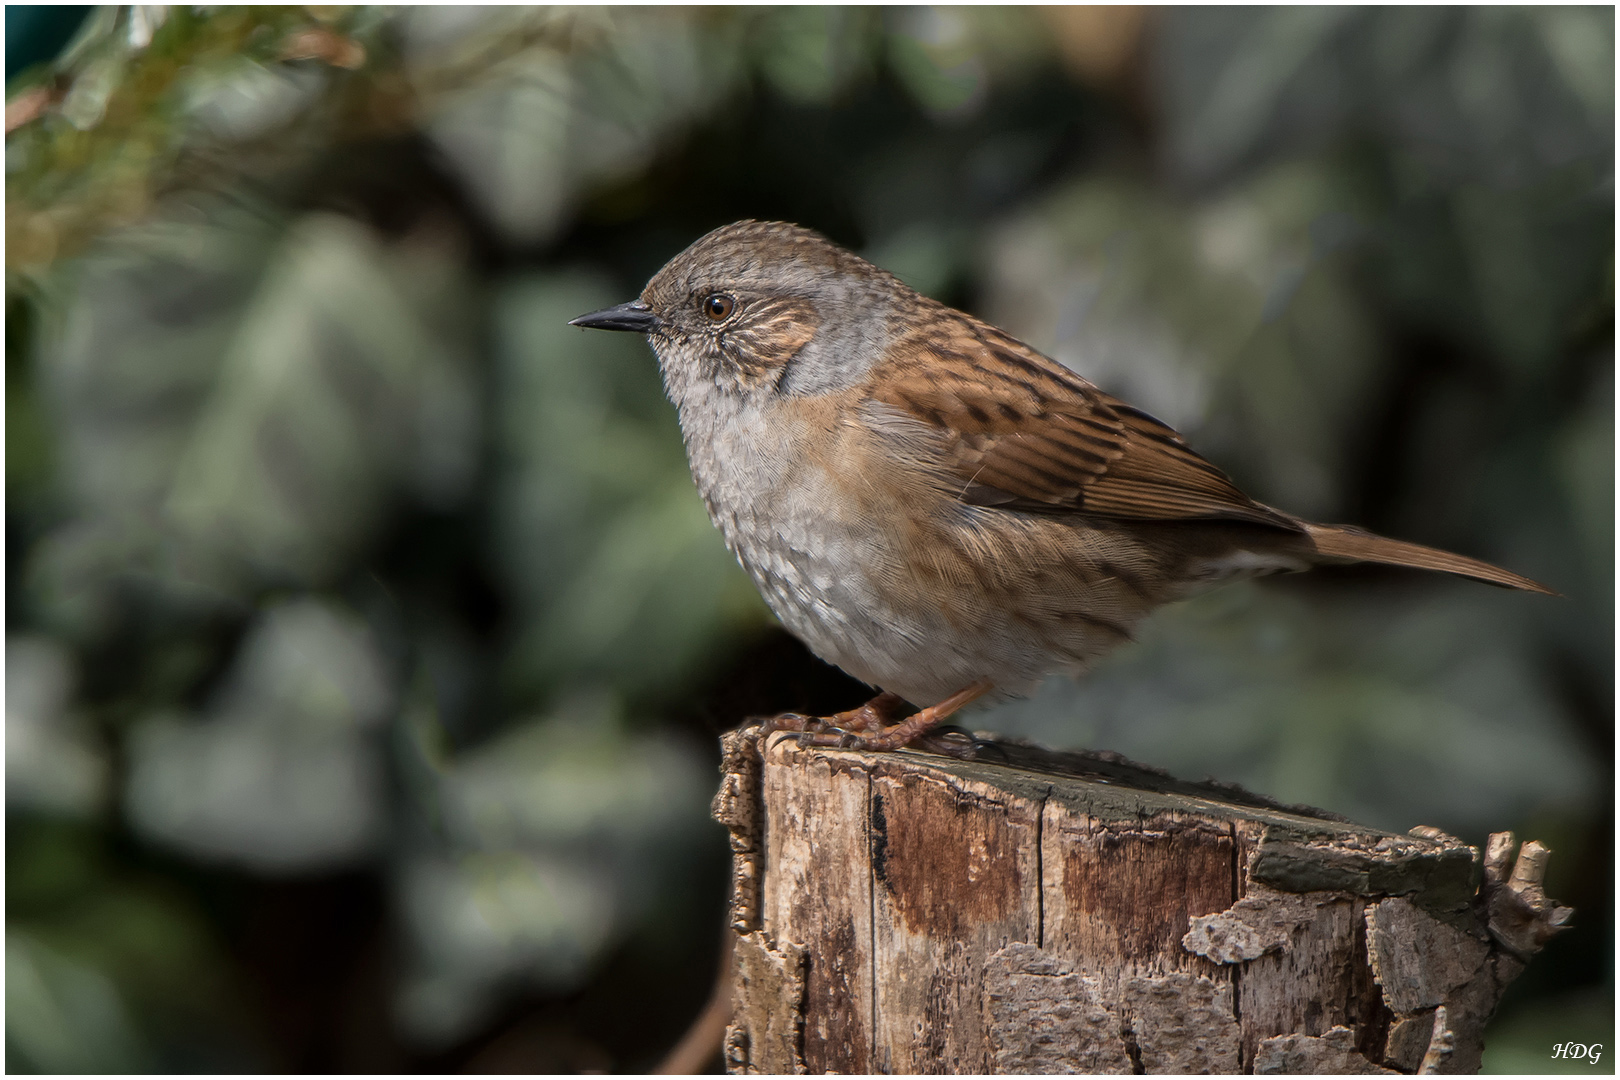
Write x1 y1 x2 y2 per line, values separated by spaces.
912 726 981 759
796 725 859 749
758 711 817 736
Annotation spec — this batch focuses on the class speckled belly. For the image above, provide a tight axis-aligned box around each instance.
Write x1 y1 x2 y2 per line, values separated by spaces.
707 485 1145 707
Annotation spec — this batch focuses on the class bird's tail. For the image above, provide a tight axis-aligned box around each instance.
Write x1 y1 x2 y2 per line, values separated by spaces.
1300 522 1555 594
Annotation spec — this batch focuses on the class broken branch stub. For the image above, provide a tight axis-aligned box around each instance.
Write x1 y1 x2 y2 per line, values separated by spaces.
714 727 1571 1074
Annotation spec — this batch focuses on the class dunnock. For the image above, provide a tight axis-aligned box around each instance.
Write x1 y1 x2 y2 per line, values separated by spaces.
572 221 1552 752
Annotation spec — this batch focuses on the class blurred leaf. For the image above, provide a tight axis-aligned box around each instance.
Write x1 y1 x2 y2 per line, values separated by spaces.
1162 7 1353 183
424 51 574 245
1533 7 1615 125
164 213 474 587
182 58 328 143
1159 8 1614 189
754 6 880 105
123 597 392 872
397 698 712 1047
440 695 712 858
28 204 478 645
8 816 256 1070
886 8 990 118
417 8 743 245
7 930 152 1073
6 635 106 817
396 848 618 1048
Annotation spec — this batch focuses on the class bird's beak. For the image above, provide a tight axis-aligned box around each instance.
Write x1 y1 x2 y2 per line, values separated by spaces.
569 300 662 333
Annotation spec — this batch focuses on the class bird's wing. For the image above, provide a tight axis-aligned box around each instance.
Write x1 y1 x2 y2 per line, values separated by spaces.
869 312 1298 529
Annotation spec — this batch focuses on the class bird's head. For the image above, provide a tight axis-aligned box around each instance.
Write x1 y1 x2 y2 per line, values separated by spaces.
570 220 911 406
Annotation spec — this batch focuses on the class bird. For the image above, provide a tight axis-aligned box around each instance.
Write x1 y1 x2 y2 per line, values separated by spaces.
570 220 1553 753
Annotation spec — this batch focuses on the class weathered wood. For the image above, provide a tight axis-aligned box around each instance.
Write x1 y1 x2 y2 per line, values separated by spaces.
714 727 1571 1075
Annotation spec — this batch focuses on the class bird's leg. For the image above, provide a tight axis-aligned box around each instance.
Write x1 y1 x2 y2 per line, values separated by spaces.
828 691 909 733
798 680 993 752
757 691 908 738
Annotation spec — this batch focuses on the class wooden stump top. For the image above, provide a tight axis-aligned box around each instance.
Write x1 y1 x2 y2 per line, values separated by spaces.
714 730 1571 1075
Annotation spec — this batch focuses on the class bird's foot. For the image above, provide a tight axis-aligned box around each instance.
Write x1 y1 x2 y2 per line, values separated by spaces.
757 690 909 743
791 681 993 756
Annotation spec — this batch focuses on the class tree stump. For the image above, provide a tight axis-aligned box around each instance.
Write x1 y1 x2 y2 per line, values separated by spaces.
711 727 1572 1074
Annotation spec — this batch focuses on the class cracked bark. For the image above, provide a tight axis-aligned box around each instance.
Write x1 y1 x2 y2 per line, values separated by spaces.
714 728 1570 1074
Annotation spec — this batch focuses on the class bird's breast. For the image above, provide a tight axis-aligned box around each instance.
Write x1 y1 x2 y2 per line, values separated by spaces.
674 390 920 669
679 393 867 589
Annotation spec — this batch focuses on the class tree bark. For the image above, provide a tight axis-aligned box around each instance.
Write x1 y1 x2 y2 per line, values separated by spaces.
712 727 1571 1075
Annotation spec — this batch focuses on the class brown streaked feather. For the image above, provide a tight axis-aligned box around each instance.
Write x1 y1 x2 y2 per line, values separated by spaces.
872 307 1297 530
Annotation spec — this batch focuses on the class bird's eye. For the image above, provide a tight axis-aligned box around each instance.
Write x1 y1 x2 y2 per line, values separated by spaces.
702 294 736 321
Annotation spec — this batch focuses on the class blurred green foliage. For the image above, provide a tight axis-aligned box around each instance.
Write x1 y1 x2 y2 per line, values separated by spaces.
6 5 1611 1072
